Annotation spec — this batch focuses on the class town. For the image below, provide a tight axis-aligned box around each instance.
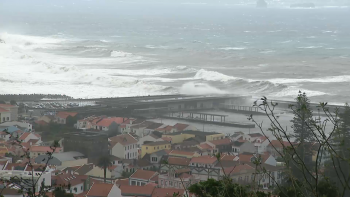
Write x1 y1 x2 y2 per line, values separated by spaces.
0 94 336 197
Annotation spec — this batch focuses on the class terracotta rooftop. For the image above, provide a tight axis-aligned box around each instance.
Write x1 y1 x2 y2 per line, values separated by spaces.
167 157 191 166
268 140 292 148
96 117 125 127
238 153 254 163
0 104 15 108
161 136 172 142
130 169 158 180
29 146 62 153
190 156 217 164
224 164 255 175
220 154 237 161
210 138 231 146
87 183 114 197
155 125 174 132
19 132 31 140
198 143 213 150
109 133 137 146
173 123 189 131
152 188 185 197
56 111 78 119
0 107 9 112
53 173 88 187
120 185 155 196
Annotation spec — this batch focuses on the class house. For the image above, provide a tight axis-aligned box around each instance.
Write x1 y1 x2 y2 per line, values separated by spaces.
231 141 256 156
52 173 88 194
86 183 122 197
19 132 41 144
243 133 264 142
0 104 18 122
155 125 177 134
158 169 200 190
29 146 62 158
62 163 112 179
143 150 169 166
129 169 158 186
208 138 232 153
120 118 144 134
141 141 171 158
162 131 224 144
130 121 157 137
110 134 138 159
253 136 270 154
76 116 101 129
92 117 126 131
189 155 218 168
34 151 87 167
228 132 244 141
36 115 55 124
152 188 186 197
173 123 197 132
0 121 32 132
138 133 164 148
119 185 155 197
267 140 292 158
55 111 78 124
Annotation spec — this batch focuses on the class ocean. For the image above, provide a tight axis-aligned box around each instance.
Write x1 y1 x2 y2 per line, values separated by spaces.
0 0 349 105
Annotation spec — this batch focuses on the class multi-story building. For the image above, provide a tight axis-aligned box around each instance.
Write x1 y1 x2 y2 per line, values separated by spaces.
162 130 225 144
109 134 138 159
141 141 171 158
0 104 18 123
129 169 158 186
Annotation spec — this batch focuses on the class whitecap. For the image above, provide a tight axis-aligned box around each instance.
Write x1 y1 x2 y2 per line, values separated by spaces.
194 69 242 82
179 82 227 95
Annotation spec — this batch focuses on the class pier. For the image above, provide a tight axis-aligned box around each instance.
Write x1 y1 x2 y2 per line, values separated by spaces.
164 111 255 129
219 104 265 115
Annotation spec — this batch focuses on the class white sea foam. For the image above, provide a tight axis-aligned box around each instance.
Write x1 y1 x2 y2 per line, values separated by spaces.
179 82 227 95
269 75 350 84
272 87 328 97
219 47 246 51
194 69 242 82
111 50 133 57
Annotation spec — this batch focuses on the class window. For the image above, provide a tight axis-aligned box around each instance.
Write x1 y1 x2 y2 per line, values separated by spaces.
6 117 9 121
154 147 155 150
81 186 83 190
146 147 148 150
170 181 173 186
125 147 126 151
151 157 158 162
165 181 168 186
131 181 136 185
161 180 163 185
175 182 177 187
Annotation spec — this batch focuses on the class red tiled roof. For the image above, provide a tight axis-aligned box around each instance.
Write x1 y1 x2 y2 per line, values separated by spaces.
224 164 255 175
0 104 15 108
29 146 61 153
167 157 191 166
0 107 9 112
238 154 254 163
220 154 237 161
120 185 155 196
210 138 231 146
109 134 137 146
152 188 185 197
173 123 189 131
190 156 217 164
169 150 195 156
87 183 113 197
268 140 292 148
198 143 213 150
56 111 78 119
130 169 157 180
261 152 272 163
19 133 30 140
155 125 174 132
96 117 125 127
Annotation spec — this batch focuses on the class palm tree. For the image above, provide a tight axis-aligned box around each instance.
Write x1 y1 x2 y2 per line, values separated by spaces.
97 155 112 183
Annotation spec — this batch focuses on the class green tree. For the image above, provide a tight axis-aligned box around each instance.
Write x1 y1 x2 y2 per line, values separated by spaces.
97 155 112 183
